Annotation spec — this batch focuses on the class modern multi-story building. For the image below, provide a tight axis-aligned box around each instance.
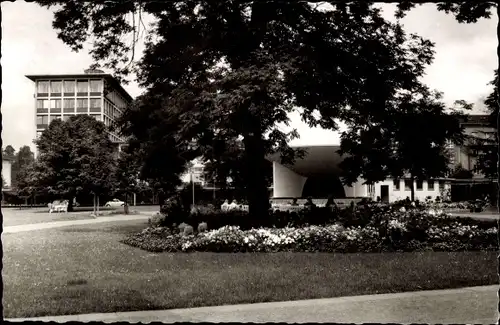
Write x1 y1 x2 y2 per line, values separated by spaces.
26 69 133 153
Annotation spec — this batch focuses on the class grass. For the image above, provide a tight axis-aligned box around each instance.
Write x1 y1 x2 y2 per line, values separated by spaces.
3 218 498 318
2 205 158 227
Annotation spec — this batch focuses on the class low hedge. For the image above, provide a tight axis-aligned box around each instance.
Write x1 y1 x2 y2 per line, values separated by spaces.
153 204 496 231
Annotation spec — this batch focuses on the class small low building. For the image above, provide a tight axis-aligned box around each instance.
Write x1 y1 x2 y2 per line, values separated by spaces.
267 145 451 203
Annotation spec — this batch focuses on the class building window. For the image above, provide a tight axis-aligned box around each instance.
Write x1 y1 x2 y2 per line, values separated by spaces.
50 99 62 113
393 179 400 191
404 180 412 191
50 80 62 95
63 99 75 113
37 99 49 113
90 79 103 95
49 115 61 124
63 80 75 95
37 81 49 95
428 180 435 190
62 115 73 122
77 80 89 95
37 115 49 129
91 114 102 121
416 180 423 191
90 98 101 112
439 180 445 190
76 98 88 112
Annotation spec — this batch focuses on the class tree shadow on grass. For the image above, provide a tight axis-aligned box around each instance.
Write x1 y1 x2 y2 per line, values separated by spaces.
59 223 147 234
40 287 162 318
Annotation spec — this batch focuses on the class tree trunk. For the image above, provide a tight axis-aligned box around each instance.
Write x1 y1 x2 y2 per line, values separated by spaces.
410 175 415 202
124 192 129 215
497 5 500 213
93 193 96 215
97 195 100 216
243 134 270 219
67 196 74 212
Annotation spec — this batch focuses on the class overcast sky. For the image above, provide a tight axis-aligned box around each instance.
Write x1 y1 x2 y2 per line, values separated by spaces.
1 2 497 152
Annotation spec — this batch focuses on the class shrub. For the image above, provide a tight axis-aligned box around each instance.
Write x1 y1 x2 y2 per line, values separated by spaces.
178 222 190 233
183 225 194 236
197 222 208 233
160 195 189 226
149 212 166 228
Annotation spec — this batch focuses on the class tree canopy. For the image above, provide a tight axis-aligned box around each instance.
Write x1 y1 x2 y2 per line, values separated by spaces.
3 145 15 159
12 145 35 189
397 1 499 204
338 87 467 200
31 115 117 211
41 1 467 213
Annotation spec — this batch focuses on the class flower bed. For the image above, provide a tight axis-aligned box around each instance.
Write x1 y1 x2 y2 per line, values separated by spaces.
124 209 498 253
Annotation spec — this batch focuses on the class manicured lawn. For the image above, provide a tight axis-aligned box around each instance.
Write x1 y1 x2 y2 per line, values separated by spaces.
3 219 498 318
2 206 152 227
2 208 96 227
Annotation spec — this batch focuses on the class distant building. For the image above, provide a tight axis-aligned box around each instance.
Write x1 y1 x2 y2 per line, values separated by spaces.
267 114 495 203
25 69 133 155
180 159 206 186
452 114 495 176
2 154 14 190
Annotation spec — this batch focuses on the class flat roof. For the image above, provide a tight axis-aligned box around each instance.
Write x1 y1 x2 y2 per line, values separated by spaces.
459 114 491 126
267 145 344 177
25 73 133 103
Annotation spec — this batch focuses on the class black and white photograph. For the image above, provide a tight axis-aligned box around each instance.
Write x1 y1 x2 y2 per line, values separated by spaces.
2 1 499 323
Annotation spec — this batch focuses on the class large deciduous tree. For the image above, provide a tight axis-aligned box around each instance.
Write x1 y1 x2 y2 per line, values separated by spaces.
42 1 440 216
33 115 116 213
339 87 467 201
12 145 35 189
112 148 150 214
396 1 500 207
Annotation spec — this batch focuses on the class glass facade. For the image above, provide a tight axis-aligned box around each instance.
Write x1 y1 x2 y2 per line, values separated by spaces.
63 80 75 95
50 81 62 95
77 80 88 95
37 81 49 95
63 99 75 113
89 98 101 112
36 115 48 129
90 79 103 95
32 76 131 145
76 98 88 112
50 99 62 113
37 99 49 113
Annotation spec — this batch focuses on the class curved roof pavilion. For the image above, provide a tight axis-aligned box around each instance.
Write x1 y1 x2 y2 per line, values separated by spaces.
266 145 345 177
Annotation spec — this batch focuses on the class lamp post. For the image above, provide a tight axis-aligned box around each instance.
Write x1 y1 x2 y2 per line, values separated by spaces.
190 167 195 208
